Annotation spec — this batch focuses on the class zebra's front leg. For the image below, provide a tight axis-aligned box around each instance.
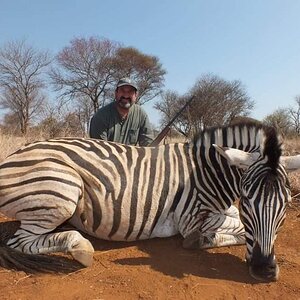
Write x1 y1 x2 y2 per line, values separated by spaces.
182 205 245 250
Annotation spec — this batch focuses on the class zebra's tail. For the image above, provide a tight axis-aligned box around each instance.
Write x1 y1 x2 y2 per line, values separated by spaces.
0 246 82 273
0 221 82 274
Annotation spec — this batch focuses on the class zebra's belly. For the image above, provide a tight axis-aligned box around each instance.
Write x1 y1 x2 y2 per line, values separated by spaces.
150 213 179 238
69 211 179 241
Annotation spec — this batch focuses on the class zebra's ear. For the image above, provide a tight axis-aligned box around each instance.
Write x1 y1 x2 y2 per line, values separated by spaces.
212 144 260 169
280 155 300 173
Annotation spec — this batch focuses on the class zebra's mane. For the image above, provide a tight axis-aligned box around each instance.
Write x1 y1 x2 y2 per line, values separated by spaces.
193 122 282 170
261 125 282 171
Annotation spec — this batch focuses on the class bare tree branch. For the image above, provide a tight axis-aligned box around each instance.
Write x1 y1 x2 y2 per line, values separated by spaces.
49 37 166 118
288 96 300 134
49 37 121 113
263 108 292 137
155 74 254 137
0 40 51 134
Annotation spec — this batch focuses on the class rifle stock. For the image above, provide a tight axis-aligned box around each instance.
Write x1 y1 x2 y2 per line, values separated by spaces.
150 95 195 146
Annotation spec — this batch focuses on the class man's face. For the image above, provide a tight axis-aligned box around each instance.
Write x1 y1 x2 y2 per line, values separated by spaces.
115 85 137 109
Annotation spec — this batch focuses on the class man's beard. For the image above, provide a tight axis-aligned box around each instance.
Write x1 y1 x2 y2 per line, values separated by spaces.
117 97 132 109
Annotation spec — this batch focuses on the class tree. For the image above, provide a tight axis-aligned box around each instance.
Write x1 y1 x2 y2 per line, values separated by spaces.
263 108 292 136
75 95 95 134
0 40 51 134
288 96 300 135
0 112 20 135
37 99 86 138
155 74 254 137
154 90 179 125
154 91 194 137
50 37 166 115
188 74 254 129
114 47 166 105
50 37 120 113
229 116 261 126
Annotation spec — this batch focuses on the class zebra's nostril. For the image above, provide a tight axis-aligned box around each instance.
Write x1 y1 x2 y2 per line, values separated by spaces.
247 248 279 281
249 263 279 282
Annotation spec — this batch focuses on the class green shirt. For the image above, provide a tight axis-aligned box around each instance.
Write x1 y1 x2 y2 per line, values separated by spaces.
89 102 153 146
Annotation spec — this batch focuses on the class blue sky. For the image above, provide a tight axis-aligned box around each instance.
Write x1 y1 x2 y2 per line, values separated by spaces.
1 0 300 126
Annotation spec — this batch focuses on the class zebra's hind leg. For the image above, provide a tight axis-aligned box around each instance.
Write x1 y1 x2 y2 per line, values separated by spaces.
6 225 94 267
5 192 94 267
0 163 95 267
183 205 245 250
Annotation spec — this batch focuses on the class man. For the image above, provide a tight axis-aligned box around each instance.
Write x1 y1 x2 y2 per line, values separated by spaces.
89 77 153 146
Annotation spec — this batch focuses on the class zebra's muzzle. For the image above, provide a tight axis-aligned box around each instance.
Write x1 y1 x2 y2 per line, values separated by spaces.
247 243 279 281
248 260 279 282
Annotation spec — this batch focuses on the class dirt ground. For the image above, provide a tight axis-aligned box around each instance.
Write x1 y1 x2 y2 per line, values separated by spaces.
0 202 299 300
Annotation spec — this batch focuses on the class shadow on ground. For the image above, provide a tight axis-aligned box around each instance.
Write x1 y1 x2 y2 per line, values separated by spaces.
88 233 257 284
0 220 257 283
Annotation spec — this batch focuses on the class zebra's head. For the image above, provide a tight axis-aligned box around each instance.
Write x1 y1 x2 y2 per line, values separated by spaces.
213 126 300 282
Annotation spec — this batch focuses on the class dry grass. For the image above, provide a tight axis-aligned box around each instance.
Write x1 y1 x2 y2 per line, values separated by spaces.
283 136 300 200
0 134 27 162
283 136 300 155
0 131 48 162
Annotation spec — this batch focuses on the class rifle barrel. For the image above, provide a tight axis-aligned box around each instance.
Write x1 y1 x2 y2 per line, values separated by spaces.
150 95 195 146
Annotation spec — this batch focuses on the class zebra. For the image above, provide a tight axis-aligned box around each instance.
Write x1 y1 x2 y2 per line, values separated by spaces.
0 123 299 281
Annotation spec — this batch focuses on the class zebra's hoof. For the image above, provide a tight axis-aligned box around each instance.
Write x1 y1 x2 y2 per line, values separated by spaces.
71 249 94 267
70 238 95 267
182 231 205 249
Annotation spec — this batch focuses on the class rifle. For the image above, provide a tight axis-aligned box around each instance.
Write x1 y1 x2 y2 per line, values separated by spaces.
150 95 195 146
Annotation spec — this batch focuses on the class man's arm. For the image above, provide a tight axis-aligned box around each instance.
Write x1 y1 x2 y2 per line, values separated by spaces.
138 114 154 146
89 113 108 140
